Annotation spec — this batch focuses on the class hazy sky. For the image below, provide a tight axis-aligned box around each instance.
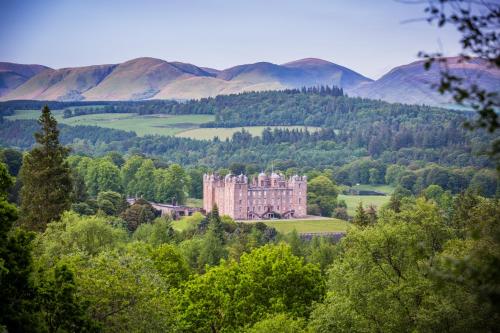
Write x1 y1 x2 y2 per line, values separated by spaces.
0 0 462 79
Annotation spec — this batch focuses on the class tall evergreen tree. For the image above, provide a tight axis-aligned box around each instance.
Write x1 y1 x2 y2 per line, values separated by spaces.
208 204 224 244
353 202 369 227
19 106 73 232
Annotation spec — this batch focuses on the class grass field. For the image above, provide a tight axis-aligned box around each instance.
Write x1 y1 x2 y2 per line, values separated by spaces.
6 110 214 137
339 194 391 216
6 110 320 139
350 184 395 194
172 216 350 234
258 218 350 234
62 113 214 136
175 126 321 140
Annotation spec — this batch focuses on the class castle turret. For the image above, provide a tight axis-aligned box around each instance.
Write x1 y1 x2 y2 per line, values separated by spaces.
258 172 268 187
289 175 307 217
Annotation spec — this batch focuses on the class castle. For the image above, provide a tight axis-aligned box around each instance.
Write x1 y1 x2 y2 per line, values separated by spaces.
203 172 307 220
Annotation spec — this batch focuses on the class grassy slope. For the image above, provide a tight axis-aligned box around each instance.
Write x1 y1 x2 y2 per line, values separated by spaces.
350 184 395 194
172 217 350 234
260 219 350 234
339 194 391 216
6 109 214 137
7 110 319 139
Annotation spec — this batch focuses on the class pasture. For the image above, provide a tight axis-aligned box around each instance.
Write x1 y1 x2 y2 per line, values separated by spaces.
350 184 395 194
258 218 349 234
172 215 350 234
6 109 320 139
6 109 214 137
338 194 391 216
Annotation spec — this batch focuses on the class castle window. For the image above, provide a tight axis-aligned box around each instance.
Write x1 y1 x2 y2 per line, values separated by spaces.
299 198 301 204
239 200 242 204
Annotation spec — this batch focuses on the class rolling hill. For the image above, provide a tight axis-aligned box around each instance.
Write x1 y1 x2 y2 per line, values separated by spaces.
1 56 498 104
0 57 372 101
350 57 500 105
0 62 50 97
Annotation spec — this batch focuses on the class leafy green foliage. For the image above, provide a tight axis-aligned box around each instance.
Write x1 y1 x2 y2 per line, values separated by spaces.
96 191 127 216
0 148 23 176
177 243 324 332
132 217 176 246
37 265 99 332
68 243 177 332
244 313 305 333
120 199 160 232
307 175 338 216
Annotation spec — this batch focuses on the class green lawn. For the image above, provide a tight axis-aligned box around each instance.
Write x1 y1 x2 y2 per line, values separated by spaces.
172 216 350 234
7 110 321 139
62 113 214 136
350 184 395 194
338 194 391 216
6 110 214 137
175 126 321 140
257 218 349 234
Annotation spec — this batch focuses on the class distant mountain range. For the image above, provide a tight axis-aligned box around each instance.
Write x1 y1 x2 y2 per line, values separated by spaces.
1 56 498 106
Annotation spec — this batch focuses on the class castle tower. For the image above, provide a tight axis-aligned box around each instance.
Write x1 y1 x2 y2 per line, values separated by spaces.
289 175 307 217
203 174 216 212
223 174 248 219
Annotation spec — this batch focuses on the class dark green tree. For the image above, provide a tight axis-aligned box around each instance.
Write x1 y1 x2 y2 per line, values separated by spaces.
120 199 159 232
0 163 40 332
207 204 224 243
0 148 23 176
38 265 100 332
19 106 73 231
96 191 127 216
352 202 369 227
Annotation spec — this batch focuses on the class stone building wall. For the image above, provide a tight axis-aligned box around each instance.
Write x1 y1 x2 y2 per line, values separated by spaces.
203 172 307 220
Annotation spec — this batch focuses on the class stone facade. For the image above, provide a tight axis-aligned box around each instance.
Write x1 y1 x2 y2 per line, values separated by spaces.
203 172 307 220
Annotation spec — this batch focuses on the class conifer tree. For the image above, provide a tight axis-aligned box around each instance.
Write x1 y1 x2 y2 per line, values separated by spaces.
366 204 378 225
353 202 369 227
19 106 73 231
208 204 224 244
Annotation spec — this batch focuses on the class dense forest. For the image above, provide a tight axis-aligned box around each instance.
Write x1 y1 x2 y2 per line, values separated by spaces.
0 90 496 170
1 89 498 198
0 106 498 332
